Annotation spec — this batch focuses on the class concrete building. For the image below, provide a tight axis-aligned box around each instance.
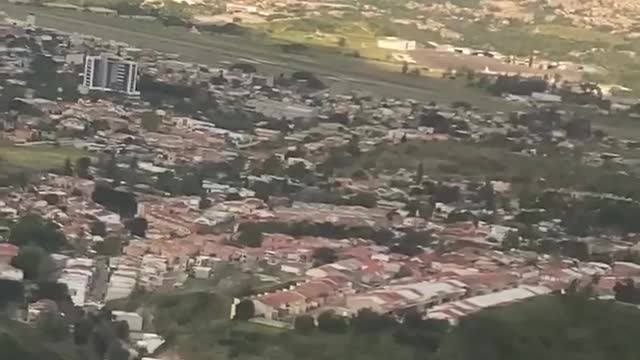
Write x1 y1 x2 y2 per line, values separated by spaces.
81 53 140 95
0 264 23 281
58 258 95 306
377 37 417 51
245 99 317 121
112 310 144 332
105 263 138 302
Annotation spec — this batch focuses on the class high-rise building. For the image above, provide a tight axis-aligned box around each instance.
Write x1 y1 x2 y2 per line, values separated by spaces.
81 53 140 95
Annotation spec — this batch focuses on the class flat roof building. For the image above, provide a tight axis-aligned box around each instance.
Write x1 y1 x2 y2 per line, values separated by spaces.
81 53 140 95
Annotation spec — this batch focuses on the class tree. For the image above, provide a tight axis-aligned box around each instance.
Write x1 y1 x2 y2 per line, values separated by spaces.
11 245 53 280
415 162 424 185
129 156 139 171
262 155 284 175
62 157 73 176
237 228 263 248
92 183 138 218
401 61 409 74
234 299 255 320
180 171 204 196
73 318 93 345
141 111 162 131
34 281 71 303
294 315 316 334
502 231 520 250
94 237 123 256
291 71 326 89
395 265 414 279
337 37 347 47
347 136 360 156
440 294 640 360
37 311 69 342
156 171 178 194
317 310 348 333
114 321 130 340
565 117 592 139
480 181 497 211
0 280 24 308
103 155 119 182
312 247 338 266
394 312 449 352
390 231 431 256
614 279 640 304
432 184 461 204
106 344 130 360
199 193 212 210
346 192 378 208
9 214 67 252
351 308 395 333
91 220 107 237
75 157 91 178
286 162 310 181
125 217 148 237
418 202 434 220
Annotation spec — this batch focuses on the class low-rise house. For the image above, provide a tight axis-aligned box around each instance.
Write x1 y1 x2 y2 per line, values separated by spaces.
0 243 19 265
0 264 23 281
427 285 552 324
345 280 467 314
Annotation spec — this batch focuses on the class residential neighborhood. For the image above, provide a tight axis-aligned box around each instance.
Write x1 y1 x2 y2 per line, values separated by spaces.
1 7 640 360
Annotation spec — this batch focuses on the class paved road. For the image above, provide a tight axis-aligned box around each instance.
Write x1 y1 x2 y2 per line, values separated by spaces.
89 256 109 303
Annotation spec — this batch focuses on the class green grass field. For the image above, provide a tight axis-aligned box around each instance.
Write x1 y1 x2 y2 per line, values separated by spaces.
0 3 519 110
530 24 625 46
0 144 87 177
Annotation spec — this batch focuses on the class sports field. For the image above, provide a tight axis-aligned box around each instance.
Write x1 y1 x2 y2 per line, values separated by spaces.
0 3 518 110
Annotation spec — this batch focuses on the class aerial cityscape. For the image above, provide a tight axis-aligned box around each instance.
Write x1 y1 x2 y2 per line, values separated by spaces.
1 0 640 359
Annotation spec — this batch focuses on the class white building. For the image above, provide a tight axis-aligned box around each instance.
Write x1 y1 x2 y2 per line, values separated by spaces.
377 37 417 51
59 271 91 306
112 310 144 332
531 92 562 103
57 258 95 306
245 99 317 121
105 265 138 302
81 53 140 95
139 255 168 289
427 285 552 324
0 264 23 281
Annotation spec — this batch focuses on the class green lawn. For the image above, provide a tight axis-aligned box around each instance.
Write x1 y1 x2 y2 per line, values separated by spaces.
530 24 625 45
0 144 87 178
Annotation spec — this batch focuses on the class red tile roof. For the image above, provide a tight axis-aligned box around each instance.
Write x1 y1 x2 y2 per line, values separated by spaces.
295 281 333 299
0 244 19 258
257 291 306 307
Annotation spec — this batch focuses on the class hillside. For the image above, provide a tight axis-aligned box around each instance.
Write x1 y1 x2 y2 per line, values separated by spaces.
441 293 640 360
116 288 640 360
0 318 85 360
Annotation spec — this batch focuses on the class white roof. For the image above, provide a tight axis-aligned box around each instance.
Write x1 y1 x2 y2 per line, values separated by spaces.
388 281 463 300
464 286 551 308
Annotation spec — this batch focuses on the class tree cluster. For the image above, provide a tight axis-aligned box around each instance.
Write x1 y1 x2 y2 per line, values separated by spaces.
92 183 138 218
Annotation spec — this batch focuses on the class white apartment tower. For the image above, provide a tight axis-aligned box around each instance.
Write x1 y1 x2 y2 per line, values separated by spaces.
81 53 140 95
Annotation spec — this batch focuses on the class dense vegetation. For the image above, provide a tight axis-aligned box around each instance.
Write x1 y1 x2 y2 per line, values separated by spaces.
106 288 640 360
441 292 640 360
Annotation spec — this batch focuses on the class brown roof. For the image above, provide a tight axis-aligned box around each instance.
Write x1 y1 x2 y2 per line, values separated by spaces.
257 291 306 307
295 281 334 299
0 244 19 257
